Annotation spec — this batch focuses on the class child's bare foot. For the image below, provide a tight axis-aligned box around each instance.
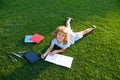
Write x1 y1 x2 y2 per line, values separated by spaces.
41 54 46 59
91 25 96 29
67 17 73 21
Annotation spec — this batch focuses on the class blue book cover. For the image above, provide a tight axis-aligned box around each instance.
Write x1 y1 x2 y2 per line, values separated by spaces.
24 35 34 43
24 50 40 64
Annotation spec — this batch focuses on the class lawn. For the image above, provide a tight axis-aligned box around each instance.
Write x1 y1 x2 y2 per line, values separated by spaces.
0 0 120 80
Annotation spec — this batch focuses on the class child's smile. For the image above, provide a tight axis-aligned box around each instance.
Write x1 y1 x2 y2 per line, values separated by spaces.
57 32 65 43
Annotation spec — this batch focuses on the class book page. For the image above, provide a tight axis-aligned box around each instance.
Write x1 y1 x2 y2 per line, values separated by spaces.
45 54 61 64
58 55 73 68
45 53 73 68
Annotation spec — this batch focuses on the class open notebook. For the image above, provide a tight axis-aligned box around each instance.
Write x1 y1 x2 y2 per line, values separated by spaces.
45 54 73 68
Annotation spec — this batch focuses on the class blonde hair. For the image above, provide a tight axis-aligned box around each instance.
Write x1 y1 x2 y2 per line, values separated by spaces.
52 26 70 44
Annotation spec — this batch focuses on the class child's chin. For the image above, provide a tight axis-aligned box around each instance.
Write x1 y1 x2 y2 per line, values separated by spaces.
58 39 62 42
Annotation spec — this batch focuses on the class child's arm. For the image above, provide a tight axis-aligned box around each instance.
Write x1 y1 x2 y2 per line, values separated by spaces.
41 44 54 59
50 48 66 55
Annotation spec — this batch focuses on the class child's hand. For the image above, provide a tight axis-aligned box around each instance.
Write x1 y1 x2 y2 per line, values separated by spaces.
50 50 57 55
41 54 46 59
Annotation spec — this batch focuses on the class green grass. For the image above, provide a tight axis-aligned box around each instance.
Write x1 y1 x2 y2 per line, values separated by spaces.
0 0 120 80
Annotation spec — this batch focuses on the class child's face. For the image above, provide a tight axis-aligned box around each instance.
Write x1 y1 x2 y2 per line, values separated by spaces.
57 31 65 42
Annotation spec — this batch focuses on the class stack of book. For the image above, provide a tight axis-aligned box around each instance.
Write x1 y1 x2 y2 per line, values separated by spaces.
24 33 44 44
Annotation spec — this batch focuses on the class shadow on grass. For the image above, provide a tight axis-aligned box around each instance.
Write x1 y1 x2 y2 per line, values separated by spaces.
3 61 51 80
1 44 48 80
3 45 64 80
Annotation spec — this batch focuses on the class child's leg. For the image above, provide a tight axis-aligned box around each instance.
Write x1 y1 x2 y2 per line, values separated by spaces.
74 25 96 41
82 25 96 35
66 17 73 30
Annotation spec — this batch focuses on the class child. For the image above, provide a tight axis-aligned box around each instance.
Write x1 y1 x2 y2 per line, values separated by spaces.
41 17 96 59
